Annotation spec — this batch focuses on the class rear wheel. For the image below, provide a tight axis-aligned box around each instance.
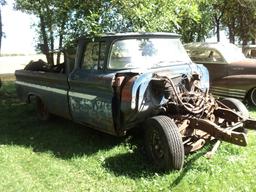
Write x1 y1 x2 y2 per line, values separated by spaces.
144 115 184 171
248 88 256 107
36 97 50 121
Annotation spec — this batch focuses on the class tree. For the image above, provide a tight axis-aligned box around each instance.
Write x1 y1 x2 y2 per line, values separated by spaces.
174 0 212 43
14 0 217 55
221 0 256 44
15 0 57 65
0 0 6 54
211 0 227 42
15 0 119 64
18 0 256 61
111 0 208 42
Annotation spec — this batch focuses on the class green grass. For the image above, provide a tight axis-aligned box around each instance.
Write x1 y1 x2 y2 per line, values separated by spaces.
1 82 256 192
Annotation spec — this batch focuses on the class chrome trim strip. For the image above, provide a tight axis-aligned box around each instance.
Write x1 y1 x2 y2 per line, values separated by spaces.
68 91 96 100
16 81 67 95
210 86 246 99
16 80 97 100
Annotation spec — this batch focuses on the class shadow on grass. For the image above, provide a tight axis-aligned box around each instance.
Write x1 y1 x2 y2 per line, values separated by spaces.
169 149 208 189
103 135 212 180
0 83 123 159
102 132 159 178
0 82 205 179
103 152 158 178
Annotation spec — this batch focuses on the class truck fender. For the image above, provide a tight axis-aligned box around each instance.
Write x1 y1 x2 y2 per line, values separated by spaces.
196 64 210 91
130 73 153 109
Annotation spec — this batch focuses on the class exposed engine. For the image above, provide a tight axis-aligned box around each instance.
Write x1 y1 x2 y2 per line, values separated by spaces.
151 73 216 120
149 72 255 153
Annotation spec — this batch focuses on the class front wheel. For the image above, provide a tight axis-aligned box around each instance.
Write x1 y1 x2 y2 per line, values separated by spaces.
144 115 184 171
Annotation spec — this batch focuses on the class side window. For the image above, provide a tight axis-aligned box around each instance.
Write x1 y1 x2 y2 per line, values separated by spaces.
99 43 106 70
82 42 106 70
189 49 224 63
207 50 224 63
189 50 211 62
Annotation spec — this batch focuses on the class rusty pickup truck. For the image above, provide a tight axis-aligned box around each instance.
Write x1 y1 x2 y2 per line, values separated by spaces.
15 33 256 171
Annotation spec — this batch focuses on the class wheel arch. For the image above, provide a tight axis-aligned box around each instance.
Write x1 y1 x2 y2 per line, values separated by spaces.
26 92 43 104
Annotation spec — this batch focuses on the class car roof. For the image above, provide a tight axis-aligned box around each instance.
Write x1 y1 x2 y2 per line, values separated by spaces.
184 42 235 51
78 32 180 41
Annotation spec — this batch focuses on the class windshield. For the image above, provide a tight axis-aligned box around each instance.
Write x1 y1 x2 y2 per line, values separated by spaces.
109 38 191 69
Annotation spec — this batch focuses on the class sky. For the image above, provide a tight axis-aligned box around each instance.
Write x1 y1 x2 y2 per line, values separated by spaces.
1 0 36 54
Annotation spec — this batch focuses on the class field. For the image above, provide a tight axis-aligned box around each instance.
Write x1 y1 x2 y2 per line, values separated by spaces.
1 81 256 192
0 55 46 74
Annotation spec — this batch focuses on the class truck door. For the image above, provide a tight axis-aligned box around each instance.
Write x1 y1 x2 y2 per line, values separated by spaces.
68 41 116 135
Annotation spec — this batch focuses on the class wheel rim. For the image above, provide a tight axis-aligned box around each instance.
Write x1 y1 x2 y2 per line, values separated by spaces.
250 88 256 106
151 128 165 160
144 116 184 171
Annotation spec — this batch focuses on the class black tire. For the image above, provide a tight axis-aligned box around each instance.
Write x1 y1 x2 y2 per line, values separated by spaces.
36 97 50 121
220 98 249 133
248 88 256 107
221 98 249 119
144 115 184 171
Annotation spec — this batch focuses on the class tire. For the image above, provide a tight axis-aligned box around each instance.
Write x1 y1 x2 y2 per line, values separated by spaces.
220 98 249 119
220 98 249 133
144 115 184 171
36 97 50 121
248 88 256 107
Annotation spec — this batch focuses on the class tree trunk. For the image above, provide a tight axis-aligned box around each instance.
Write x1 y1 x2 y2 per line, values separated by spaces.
57 21 65 65
0 8 2 55
228 24 235 44
242 39 248 46
39 14 54 65
215 15 220 42
49 24 54 66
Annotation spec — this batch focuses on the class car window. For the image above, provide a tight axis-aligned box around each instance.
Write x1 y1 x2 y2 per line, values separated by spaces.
82 42 106 70
188 49 225 63
207 50 224 62
108 38 191 69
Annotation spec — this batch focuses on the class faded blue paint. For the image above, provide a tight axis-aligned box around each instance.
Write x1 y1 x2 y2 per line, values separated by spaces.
196 64 210 91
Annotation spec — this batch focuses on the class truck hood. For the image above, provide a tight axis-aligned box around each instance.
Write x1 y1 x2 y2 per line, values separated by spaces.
120 61 209 91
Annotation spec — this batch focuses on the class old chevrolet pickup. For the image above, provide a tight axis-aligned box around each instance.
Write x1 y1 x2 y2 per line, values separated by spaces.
15 33 256 171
